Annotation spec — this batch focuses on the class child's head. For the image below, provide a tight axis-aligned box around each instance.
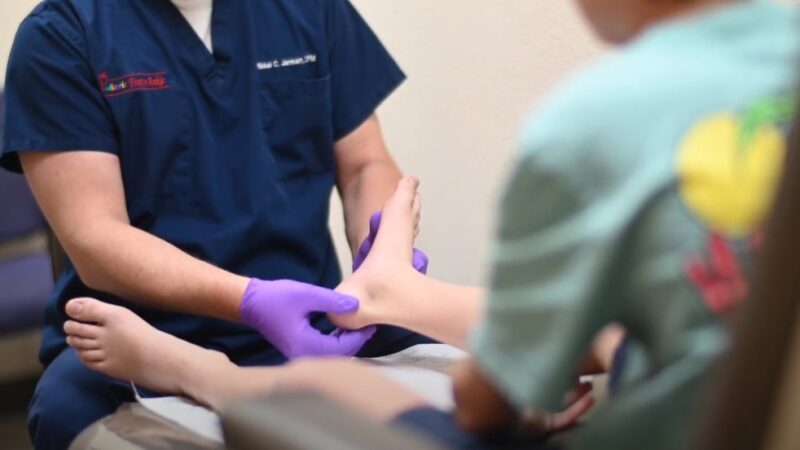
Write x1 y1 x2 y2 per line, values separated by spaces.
576 0 736 44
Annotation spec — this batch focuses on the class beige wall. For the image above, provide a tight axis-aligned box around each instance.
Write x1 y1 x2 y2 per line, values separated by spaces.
338 1 605 284
0 0 39 85
0 1 605 285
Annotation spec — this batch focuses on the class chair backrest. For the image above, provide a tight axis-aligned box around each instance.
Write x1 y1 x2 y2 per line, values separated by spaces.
0 92 47 243
694 99 800 450
0 91 64 280
0 170 45 242
48 231 66 281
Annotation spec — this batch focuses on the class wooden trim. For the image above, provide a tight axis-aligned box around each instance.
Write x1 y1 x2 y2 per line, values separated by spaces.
0 330 42 382
0 232 48 262
694 122 800 450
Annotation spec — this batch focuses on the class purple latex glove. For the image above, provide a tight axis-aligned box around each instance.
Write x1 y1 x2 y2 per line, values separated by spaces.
240 279 377 359
353 212 429 273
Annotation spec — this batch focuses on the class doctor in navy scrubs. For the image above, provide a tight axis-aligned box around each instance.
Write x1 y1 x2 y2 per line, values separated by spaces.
0 0 430 448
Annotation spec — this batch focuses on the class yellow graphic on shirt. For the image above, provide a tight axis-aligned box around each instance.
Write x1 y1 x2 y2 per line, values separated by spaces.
677 98 794 236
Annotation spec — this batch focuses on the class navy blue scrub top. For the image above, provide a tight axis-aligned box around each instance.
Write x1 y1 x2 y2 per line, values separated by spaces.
0 0 405 365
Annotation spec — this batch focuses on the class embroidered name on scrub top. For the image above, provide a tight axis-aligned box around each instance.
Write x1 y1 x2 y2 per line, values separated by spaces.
97 72 170 97
257 54 318 71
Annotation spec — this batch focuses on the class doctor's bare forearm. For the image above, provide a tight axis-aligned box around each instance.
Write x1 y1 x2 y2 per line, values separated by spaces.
70 222 248 321
20 151 248 322
342 160 401 250
335 114 403 254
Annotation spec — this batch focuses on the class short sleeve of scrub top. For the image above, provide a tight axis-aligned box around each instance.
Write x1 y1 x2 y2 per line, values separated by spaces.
325 0 405 140
1 6 118 172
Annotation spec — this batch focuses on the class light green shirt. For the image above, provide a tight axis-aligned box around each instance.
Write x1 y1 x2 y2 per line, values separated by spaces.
470 2 799 449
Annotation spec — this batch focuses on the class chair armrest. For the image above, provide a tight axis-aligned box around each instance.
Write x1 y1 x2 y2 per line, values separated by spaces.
69 402 223 450
221 393 444 450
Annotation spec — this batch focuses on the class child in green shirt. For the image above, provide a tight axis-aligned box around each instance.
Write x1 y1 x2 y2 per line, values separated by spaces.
470 1 798 448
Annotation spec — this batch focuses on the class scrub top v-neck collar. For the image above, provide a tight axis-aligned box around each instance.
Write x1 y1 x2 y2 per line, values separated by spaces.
154 0 233 78
172 0 213 52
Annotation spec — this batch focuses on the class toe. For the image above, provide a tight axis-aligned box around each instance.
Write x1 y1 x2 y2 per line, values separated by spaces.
64 320 102 339
384 177 419 221
77 349 105 363
413 193 421 238
66 335 101 350
66 297 121 324
399 177 419 207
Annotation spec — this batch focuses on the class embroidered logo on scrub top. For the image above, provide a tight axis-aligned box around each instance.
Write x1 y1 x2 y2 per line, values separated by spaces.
97 72 170 97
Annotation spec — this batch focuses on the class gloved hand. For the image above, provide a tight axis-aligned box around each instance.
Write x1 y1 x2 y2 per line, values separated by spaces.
240 279 376 359
353 212 429 273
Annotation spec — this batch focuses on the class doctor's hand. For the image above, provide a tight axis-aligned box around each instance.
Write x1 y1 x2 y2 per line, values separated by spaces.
353 211 429 274
239 279 376 359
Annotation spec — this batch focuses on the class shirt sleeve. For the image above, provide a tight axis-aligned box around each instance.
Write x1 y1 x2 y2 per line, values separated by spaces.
1 6 118 173
469 134 628 413
324 0 405 141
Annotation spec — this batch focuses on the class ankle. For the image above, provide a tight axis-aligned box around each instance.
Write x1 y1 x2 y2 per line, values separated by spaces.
366 266 419 325
182 351 238 409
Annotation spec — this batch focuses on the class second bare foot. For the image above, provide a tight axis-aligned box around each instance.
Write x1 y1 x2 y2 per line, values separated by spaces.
64 298 233 402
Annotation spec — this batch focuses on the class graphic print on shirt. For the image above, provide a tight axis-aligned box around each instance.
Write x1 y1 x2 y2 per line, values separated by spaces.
677 97 794 236
686 233 750 315
97 72 171 97
677 96 794 315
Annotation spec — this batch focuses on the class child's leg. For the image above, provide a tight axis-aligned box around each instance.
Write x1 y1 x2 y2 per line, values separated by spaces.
63 297 234 404
63 297 427 418
593 324 626 372
263 358 429 422
580 324 626 375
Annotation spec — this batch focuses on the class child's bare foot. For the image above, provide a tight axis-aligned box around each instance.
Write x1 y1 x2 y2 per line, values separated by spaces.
330 177 422 330
64 298 234 407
